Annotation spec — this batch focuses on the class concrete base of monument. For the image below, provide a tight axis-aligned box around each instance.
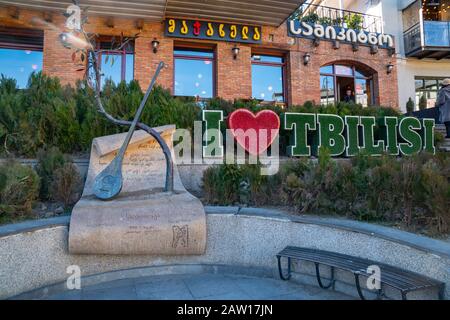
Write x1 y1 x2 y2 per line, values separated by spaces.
69 190 206 255
68 125 206 255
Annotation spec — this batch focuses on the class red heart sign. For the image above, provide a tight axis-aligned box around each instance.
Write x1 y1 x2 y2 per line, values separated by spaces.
228 109 280 156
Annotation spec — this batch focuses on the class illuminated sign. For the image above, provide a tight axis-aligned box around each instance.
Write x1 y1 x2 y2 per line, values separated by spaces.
165 19 262 44
287 19 395 49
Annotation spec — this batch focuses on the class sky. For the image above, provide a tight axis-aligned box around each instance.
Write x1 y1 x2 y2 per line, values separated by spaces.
0 48 42 88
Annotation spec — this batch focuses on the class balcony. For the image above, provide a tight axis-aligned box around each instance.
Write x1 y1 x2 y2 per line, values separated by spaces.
291 3 384 34
403 0 450 59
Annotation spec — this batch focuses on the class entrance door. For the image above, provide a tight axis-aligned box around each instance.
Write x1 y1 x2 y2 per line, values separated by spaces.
336 76 355 103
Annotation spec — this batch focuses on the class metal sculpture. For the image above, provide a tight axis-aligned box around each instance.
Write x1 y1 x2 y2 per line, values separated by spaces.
93 62 173 200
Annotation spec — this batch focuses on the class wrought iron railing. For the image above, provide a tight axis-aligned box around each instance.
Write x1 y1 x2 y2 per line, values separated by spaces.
404 23 422 55
290 3 384 34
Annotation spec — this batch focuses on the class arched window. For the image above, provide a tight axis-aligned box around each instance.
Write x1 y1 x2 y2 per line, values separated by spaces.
320 64 375 107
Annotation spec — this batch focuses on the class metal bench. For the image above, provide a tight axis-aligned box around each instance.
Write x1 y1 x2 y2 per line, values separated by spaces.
277 246 445 300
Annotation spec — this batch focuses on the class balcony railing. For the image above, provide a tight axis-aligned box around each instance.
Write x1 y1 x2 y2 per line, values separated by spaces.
404 21 450 57
402 0 450 59
291 3 384 34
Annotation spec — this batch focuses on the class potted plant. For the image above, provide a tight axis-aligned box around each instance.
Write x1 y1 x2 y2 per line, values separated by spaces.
344 13 364 30
301 13 320 24
406 97 415 114
419 95 427 110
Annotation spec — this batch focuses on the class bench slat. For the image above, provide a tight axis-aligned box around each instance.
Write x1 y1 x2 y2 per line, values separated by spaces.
280 247 437 287
277 246 443 292
280 246 439 287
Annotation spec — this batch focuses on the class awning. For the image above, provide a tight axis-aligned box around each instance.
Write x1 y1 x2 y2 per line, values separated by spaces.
0 0 306 26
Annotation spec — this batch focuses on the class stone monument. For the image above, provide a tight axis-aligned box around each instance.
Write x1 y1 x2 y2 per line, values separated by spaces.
69 126 207 255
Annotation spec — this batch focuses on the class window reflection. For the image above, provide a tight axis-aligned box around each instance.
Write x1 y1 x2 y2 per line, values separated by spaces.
415 77 445 109
320 75 335 105
0 48 42 89
355 78 370 107
98 40 134 87
251 54 285 103
174 48 214 98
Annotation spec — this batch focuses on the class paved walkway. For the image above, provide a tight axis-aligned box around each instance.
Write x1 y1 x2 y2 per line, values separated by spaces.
46 274 354 300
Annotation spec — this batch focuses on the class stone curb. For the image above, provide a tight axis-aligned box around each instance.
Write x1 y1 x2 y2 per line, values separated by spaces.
1 207 448 259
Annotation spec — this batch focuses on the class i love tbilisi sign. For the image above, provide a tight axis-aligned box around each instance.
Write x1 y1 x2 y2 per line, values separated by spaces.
202 109 436 157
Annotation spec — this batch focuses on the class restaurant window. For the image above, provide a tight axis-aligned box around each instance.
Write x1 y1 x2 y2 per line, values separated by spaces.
0 27 43 89
97 38 134 86
251 54 285 104
320 64 374 107
174 48 214 99
415 77 447 109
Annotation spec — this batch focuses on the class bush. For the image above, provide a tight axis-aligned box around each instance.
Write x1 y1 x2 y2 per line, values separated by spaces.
202 152 450 236
35 147 66 200
50 162 82 208
406 98 415 114
0 72 402 158
0 161 39 215
419 95 427 110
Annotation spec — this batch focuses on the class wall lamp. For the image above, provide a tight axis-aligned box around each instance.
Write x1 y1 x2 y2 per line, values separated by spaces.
232 45 240 60
370 45 378 55
151 38 160 54
303 53 311 66
387 63 394 74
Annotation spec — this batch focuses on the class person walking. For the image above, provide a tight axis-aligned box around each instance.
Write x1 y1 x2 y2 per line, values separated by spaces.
437 78 450 138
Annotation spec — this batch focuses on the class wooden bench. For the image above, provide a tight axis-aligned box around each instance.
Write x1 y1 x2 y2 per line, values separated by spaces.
277 246 445 300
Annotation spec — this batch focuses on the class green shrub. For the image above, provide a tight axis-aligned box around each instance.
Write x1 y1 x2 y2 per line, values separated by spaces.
0 161 39 215
419 95 427 110
0 76 22 155
406 97 415 114
35 147 66 200
202 153 450 236
0 72 401 158
50 162 82 208
418 159 450 234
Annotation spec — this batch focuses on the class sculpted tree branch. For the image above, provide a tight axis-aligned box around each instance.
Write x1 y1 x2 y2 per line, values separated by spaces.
61 5 174 193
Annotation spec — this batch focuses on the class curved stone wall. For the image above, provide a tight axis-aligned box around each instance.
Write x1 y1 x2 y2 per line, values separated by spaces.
0 207 448 300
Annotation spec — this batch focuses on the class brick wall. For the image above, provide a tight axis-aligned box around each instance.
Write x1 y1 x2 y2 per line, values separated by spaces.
0 7 399 108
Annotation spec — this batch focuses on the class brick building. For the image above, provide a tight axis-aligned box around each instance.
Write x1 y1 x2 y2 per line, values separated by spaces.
0 0 399 108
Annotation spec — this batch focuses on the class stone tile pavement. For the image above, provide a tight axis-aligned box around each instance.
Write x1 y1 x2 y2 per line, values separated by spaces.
46 274 354 300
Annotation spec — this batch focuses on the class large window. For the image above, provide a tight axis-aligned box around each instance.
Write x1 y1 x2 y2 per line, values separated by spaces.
98 39 134 86
415 77 448 109
320 64 374 107
251 54 285 104
0 27 43 88
174 48 214 99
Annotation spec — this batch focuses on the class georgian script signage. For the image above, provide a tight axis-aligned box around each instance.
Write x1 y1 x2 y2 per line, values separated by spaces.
165 18 262 44
287 19 394 49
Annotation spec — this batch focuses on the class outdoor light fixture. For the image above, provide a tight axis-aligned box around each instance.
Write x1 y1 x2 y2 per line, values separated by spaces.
313 38 320 47
388 48 396 57
303 53 311 66
333 40 340 50
370 45 378 55
352 43 359 52
151 39 160 54
387 63 394 74
232 46 240 59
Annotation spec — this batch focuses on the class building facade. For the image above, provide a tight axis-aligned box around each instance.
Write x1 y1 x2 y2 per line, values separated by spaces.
316 0 450 112
0 1 401 108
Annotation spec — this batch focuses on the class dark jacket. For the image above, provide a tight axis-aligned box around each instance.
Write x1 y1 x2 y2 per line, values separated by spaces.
437 85 450 123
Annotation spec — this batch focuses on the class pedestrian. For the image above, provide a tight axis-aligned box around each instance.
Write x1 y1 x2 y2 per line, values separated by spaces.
437 78 450 138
